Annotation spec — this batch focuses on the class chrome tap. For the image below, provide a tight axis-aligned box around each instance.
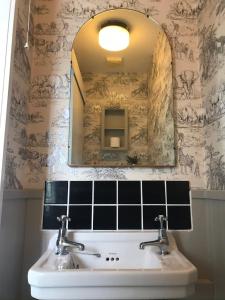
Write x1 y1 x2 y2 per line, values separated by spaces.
139 215 169 255
56 215 85 255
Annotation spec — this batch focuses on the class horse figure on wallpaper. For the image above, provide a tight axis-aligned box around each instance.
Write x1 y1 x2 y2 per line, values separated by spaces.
178 147 194 174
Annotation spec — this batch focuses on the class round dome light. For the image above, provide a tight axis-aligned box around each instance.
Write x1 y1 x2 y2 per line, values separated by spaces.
99 25 129 51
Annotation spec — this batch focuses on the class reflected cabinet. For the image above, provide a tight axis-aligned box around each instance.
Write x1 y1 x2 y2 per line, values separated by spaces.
101 108 128 151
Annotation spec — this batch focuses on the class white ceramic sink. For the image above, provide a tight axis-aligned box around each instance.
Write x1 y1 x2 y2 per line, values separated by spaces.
28 232 197 300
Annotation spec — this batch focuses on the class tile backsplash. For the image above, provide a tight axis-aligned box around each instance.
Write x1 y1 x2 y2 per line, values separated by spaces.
42 181 192 231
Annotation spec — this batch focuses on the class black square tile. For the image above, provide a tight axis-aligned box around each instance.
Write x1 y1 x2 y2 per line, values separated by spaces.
118 206 141 230
166 181 190 204
44 181 68 204
167 206 192 230
93 206 116 230
143 206 166 229
68 206 92 229
42 206 67 229
118 181 141 204
94 181 116 204
70 181 92 204
142 181 166 204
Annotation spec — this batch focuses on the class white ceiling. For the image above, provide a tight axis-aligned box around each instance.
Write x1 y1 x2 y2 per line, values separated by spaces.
73 9 163 73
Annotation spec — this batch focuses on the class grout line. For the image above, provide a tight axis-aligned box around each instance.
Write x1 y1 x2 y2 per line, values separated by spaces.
43 203 175 206
141 181 143 230
140 203 166 206
116 203 142 206
68 204 95 206
91 181 94 231
43 204 68 206
66 181 70 229
116 181 118 230
164 181 168 230
166 204 191 206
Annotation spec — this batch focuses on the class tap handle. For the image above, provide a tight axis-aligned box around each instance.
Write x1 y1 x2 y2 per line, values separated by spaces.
155 215 167 230
57 215 71 231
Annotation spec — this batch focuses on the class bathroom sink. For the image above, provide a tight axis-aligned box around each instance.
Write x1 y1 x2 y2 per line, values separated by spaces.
28 232 197 300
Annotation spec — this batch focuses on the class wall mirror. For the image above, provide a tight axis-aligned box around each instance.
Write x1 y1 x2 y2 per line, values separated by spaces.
69 8 175 167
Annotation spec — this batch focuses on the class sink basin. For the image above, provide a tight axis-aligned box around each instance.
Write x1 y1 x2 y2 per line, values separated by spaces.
28 232 197 300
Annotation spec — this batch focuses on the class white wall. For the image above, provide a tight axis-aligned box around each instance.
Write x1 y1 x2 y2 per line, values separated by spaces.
174 193 225 300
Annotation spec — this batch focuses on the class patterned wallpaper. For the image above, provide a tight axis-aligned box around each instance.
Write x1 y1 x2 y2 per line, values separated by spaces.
5 0 220 190
198 1 225 190
4 0 33 189
82 72 150 166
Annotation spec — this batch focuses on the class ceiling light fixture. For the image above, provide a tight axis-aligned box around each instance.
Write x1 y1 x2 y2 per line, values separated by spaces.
99 22 129 52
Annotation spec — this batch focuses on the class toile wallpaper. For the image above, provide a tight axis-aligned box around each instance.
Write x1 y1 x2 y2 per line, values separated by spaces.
82 72 150 166
198 1 225 190
4 0 33 189
5 0 225 191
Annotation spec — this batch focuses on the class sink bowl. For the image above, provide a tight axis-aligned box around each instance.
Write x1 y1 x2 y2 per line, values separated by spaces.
28 232 197 300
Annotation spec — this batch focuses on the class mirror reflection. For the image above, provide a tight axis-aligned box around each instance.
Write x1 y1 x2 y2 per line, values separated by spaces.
69 8 175 167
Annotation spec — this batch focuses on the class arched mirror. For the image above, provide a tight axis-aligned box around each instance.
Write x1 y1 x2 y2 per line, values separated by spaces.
69 8 175 167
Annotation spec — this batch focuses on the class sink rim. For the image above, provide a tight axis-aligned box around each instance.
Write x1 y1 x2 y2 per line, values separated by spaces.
28 248 197 288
